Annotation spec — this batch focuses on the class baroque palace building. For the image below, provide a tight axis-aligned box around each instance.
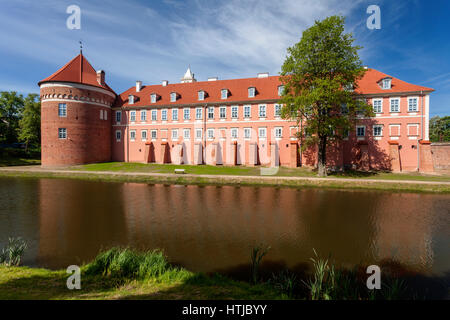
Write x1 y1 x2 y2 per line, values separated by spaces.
38 53 435 172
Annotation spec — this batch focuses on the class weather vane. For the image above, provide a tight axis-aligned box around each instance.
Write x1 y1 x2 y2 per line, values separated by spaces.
79 40 83 54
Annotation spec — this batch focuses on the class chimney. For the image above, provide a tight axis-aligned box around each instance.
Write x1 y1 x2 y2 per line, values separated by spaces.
257 72 269 78
208 77 218 81
162 80 168 86
363 66 368 70
96 70 105 86
136 80 142 92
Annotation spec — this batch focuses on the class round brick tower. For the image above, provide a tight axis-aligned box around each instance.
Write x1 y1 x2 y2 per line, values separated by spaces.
38 53 116 166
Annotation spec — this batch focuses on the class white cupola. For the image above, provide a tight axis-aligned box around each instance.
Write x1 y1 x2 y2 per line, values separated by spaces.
181 66 197 83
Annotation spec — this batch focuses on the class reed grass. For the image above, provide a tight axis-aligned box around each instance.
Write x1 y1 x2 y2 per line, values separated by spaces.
0 237 27 266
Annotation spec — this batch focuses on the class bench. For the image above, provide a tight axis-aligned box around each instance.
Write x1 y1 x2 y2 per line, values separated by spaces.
174 169 186 174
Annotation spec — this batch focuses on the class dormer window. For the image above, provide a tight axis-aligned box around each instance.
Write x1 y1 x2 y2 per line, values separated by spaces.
248 87 256 98
278 85 284 96
170 92 177 102
221 89 228 99
344 84 354 92
198 90 205 101
129 95 135 104
150 93 157 103
381 78 392 90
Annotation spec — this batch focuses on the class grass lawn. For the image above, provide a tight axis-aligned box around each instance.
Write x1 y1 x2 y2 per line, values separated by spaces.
0 265 280 300
73 162 450 182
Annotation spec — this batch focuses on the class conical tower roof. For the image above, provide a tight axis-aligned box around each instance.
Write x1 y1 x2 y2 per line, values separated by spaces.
38 53 116 94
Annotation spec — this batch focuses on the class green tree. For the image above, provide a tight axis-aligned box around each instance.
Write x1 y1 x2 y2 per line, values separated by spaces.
429 116 450 142
0 91 24 144
18 94 41 150
279 16 373 176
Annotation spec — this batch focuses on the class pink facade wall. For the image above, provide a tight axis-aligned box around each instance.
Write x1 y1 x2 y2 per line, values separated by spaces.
111 94 431 172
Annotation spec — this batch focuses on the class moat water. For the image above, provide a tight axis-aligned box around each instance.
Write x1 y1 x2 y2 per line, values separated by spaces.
0 177 449 280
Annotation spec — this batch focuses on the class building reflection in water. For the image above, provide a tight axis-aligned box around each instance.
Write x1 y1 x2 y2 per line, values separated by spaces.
28 178 450 275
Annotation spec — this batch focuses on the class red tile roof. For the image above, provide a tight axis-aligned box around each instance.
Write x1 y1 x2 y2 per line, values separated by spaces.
38 54 116 94
355 68 434 95
116 68 434 108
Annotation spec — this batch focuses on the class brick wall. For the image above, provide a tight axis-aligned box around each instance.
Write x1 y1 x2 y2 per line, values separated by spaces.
40 84 114 166
431 143 450 170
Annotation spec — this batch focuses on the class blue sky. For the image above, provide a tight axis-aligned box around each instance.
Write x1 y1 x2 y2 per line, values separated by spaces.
0 0 448 116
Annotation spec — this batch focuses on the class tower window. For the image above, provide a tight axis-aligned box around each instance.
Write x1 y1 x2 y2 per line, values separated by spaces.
58 103 67 117
58 128 67 139
116 111 122 123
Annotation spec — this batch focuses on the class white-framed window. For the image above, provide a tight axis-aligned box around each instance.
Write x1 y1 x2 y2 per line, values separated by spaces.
141 110 147 122
390 98 400 113
373 125 383 137
116 111 121 123
275 127 282 139
244 128 251 139
151 93 157 103
258 127 267 138
244 105 251 118
356 126 366 137
278 85 284 96
207 107 214 119
172 108 178 121
130 130 136 141
115 130 121 142
219 106 226 119
196 107 203 120
151 109 157 121
259 104 266 118
129 95 134 104
141 130 147 141
183 128 190 139
231 105 238 119
161 109 168 121
58 103 66 117
248 87 255 98
195 128 202 140
151 130 157 140
231 128 238 139
221 89 228 99
382 78 392 90
408 97 418 112
171 129 178 140
183 108 190 120
100 110 103 120
373 99 383 113
274 104 282 117
198 90 205 101
407 123 419 136
58 128 67 139
207 128 214 139
170 92 177 102
130 110 136 122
